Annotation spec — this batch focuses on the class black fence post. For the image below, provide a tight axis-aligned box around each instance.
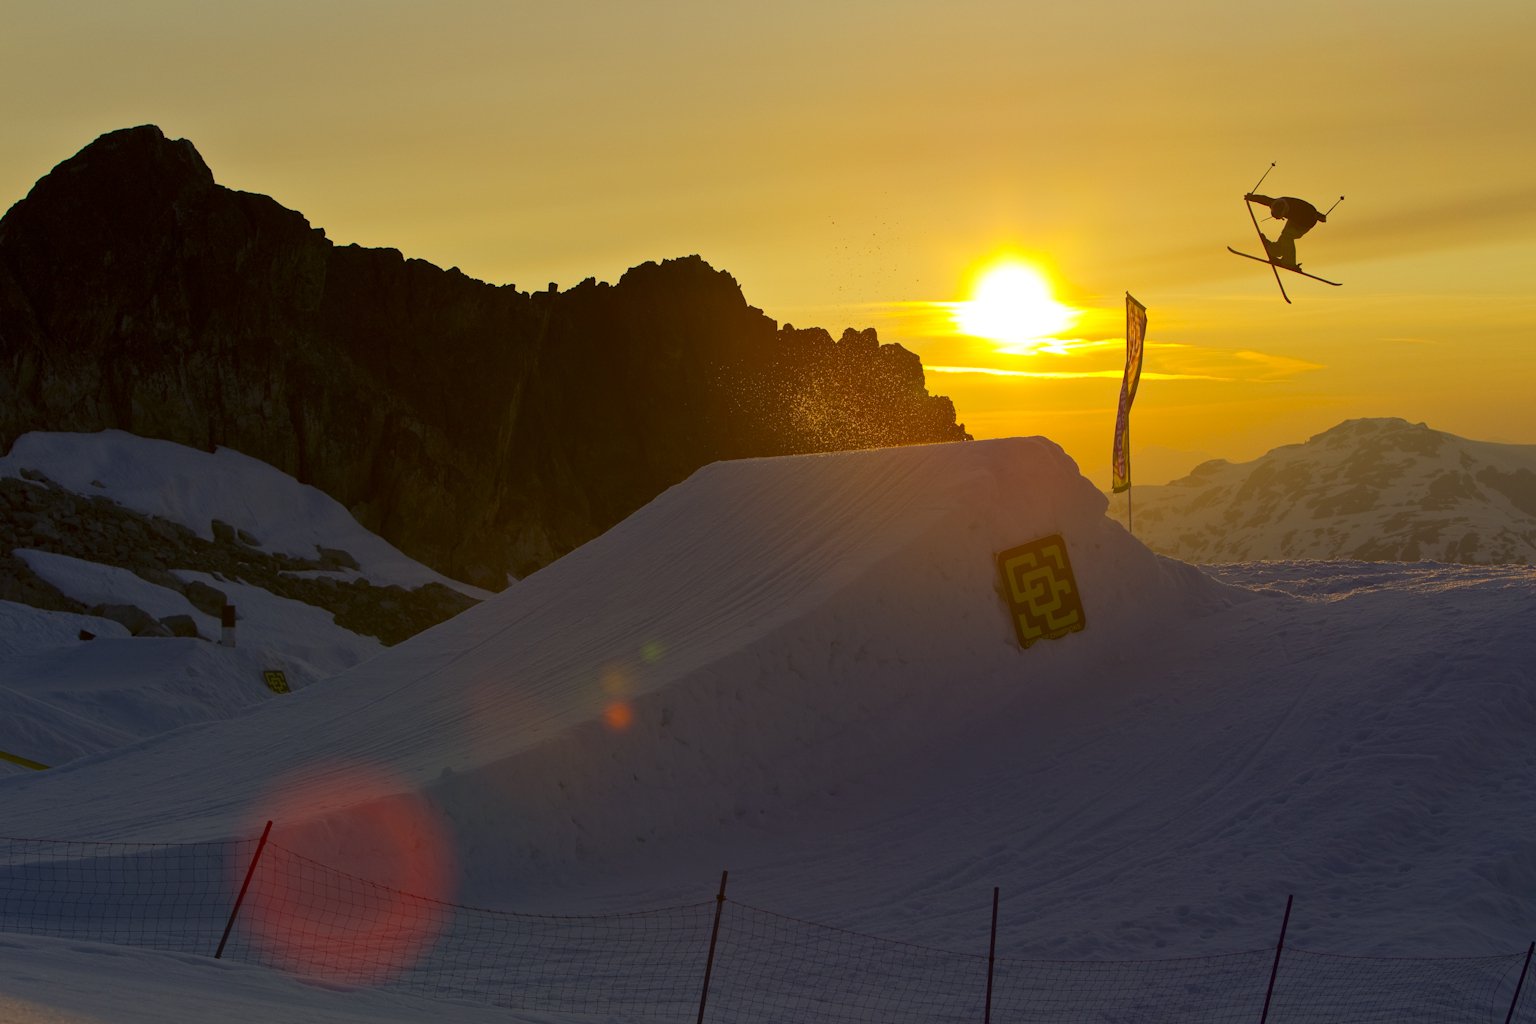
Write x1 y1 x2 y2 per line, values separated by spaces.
1505 941 1534 1024
1258 894 1293 1024
215 820 272 959
696 869 729 1024
984 886 1000 1024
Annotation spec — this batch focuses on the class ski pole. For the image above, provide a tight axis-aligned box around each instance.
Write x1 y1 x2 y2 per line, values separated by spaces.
1248 162 1276 195
1324 195 1345 216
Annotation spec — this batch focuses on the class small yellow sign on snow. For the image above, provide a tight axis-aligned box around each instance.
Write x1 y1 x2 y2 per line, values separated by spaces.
996 535 1086 649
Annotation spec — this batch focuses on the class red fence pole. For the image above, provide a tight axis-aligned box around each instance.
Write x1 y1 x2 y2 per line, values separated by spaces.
215 820 272 959
1505 941 1534 1024
696 869 729 1024
1258 894 1293 1024
984 887 1000 1024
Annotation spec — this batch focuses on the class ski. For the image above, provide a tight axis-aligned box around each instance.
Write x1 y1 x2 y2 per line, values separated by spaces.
1226 248 1342 285
1243 176 1289 303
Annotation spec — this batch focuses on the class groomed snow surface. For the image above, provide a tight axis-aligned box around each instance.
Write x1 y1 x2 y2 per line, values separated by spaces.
2 434 1533 1023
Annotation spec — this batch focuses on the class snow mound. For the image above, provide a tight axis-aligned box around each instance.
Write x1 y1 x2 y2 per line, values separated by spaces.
0 437 1232 852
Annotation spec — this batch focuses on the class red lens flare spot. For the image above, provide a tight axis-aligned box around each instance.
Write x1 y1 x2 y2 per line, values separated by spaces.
236 764 455 986
603 701 634 731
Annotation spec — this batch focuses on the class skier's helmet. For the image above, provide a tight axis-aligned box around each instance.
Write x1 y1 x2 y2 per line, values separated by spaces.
1270 197 1290 219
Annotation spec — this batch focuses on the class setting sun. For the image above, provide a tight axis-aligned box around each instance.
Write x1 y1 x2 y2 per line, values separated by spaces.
954 261 1079 353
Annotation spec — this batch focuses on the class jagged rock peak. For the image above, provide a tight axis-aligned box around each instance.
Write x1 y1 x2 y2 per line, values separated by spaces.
3 125 213 226
617 254 747 303
68 124 211 181
0 127 972 588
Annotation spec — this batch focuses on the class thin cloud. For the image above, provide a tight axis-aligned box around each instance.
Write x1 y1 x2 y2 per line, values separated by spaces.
1095 183 1536 286
839 300 1324 386
926 340 1321 385
926 365 1223 381
1229 349 1325 381
1333 185 1536 260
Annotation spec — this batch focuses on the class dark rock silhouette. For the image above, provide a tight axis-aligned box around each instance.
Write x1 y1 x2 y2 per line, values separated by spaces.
0 126 969 587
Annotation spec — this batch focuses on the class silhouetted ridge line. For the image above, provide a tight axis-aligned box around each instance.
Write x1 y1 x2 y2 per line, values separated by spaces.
0 126 970 588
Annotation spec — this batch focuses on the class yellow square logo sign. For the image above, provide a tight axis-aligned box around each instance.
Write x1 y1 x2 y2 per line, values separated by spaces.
262 670 291 694
996 535 1086 649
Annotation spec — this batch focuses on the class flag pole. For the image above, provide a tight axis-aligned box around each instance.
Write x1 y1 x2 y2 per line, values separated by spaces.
1126 434 1133 538
1113 293 1146 536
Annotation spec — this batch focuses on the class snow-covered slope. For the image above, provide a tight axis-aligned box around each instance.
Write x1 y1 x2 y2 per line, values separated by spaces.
0 431 490 772
4 435 1533 980
2 438 1225 887
0 430 490 592
1115 418 1536 564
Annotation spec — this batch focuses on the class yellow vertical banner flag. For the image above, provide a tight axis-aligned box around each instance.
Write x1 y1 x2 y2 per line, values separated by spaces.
1111 293 1147 493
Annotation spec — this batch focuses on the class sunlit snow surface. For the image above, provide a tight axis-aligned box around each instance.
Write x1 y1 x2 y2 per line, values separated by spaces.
2 434 1533 1023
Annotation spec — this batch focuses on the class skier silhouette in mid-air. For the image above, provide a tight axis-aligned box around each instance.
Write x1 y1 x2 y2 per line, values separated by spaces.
1244 193 1326 269
1229 165 1343 302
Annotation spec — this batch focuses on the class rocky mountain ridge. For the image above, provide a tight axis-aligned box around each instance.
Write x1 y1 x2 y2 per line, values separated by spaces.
1115 418 1536 564
0 126 969 589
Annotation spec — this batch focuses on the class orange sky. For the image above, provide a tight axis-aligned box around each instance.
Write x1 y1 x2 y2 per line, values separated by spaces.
4 0 1533 486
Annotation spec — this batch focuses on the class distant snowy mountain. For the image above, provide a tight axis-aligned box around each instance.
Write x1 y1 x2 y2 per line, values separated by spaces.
1113 418 1536 564
0 430 490 771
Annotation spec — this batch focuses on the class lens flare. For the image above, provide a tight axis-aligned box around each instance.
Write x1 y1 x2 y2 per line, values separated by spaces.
237 764 455 985
601 664 630 696
603 701 635 731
